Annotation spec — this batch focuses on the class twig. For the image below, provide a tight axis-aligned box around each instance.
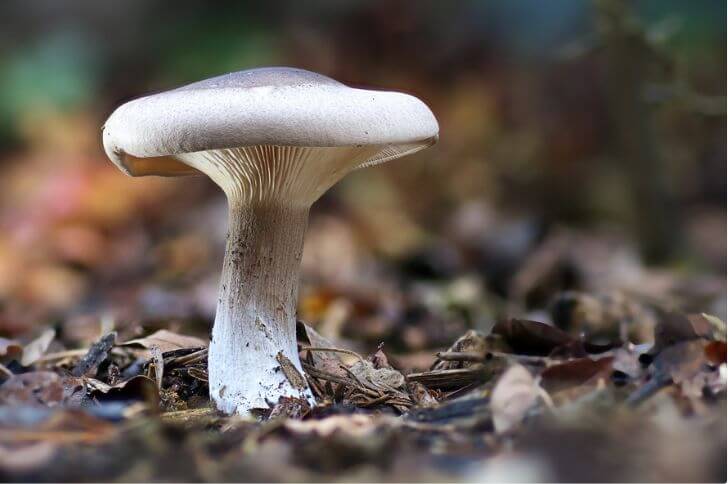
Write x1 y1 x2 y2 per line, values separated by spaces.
408 366 488 390
436 351 484 362
167 348 207 367
301 362 351 386
299 346 366 364
488 352 549 364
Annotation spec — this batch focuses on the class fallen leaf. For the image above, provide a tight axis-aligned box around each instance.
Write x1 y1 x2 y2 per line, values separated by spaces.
71 332 116 377
21 329 55 366
267 396 311 420
490 364 540 433
0 338 23 364
407 381 438 407
85 375 159 404
541 357 614 393
688 314 727 342
0 372 83 407
654 340 710 384
121 329 207 357
493 319 579 356
349 360 405 391
432 330 493 370
653 311 700 351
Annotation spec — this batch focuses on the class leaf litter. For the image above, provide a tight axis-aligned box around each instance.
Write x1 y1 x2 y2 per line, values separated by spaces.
0 303 725 481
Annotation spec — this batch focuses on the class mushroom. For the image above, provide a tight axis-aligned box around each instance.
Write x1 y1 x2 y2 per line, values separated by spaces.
102 67 438 415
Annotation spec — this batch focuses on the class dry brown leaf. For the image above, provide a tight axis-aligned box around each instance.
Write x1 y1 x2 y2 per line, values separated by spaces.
493 319 579 357
297 321 352 378
688 313 727 342
85 375 159 401
540 357 614 393
121 329 207 357
0 372 83 407
349 360 405 391
21 329 55 366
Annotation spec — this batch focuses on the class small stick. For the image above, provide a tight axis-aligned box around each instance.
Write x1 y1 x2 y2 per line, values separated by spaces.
299 346 366 364
168 348 208 367
436 351 484 362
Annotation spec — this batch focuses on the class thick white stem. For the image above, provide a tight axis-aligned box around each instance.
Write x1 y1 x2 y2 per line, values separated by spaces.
208 200 314 415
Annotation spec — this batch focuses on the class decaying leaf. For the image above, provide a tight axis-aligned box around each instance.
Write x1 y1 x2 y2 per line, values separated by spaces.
431 330 491 370
276 352 307 391
541 357 614 393
490 364 541 433
85 375 160 412
297 321 352 378
121 329 207 357
267 396 311 420
21 329 56 366
493 319 579 356
688 313 727 342
0 372 84 407
652 311 701 350
349 360 405 392
71 332 116 377
0 338 23 365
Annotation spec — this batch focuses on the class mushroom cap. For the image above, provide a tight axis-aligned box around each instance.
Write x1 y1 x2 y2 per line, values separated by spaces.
102 67 438 176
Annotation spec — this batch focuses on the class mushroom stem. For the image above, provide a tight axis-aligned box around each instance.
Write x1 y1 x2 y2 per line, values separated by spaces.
209 199 314 415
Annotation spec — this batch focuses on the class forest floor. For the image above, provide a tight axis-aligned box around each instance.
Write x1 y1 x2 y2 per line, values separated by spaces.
1 267 725 482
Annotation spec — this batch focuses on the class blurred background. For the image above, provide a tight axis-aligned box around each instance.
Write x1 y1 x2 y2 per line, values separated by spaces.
0 0 725 353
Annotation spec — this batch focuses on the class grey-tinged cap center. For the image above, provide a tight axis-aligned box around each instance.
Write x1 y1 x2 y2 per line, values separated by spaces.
176 67 343 91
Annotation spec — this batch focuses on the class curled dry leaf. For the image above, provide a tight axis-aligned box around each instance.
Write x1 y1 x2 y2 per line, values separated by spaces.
652 311 707 351
540 357 614 394
266 395 311 420
21 329 55 366
85 374 159 406
653 340 711 384
688 313 727 342
71 332 116 377
490 364 541 434
349 360 405 391
431 330 498 371
297 321 352 378
408 381 438 407
493 319 579 357
121 329 207 358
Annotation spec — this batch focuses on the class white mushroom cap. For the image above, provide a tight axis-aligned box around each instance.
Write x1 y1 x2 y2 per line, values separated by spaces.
102 67 439 177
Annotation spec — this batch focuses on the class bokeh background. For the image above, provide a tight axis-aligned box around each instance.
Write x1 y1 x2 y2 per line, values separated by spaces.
0 0 725 352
